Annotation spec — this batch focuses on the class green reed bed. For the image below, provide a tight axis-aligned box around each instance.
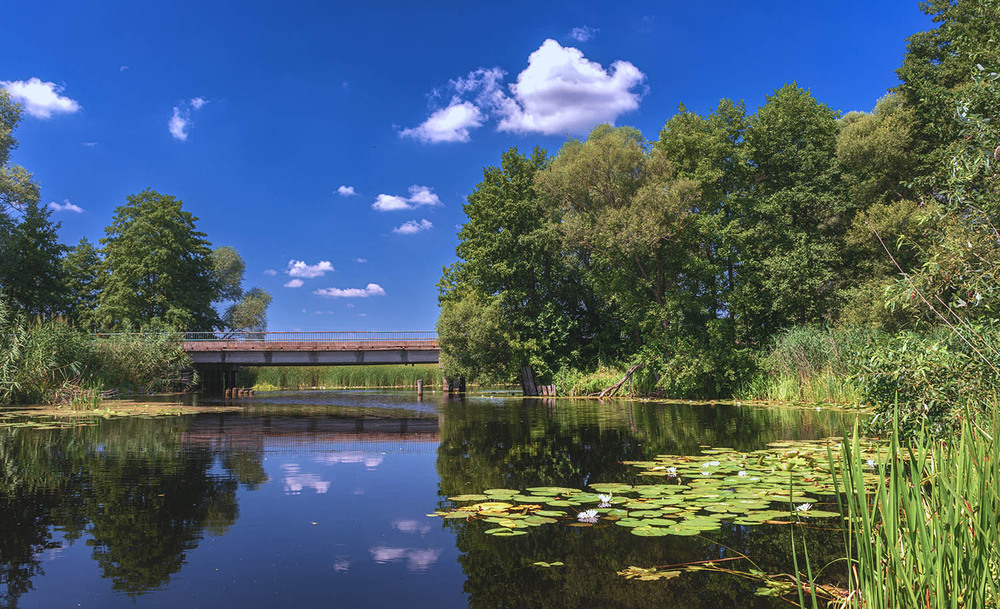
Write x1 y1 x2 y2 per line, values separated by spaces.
245 364 442 391
823 415 1000 608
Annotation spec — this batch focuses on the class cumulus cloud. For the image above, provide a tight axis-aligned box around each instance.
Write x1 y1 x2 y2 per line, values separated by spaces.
337 185 357 197
169 97 208 141
372 185 442 211
399 100 484 143
498 39 645 134
392 219 433 235
569 26 599 42
314 283 386 299
401 40 644 141
354 258 367 263
1 78 81 119
287 259 334 279
284 279 304 288
47 199 84 213
263 269 278 276
392 520 431 535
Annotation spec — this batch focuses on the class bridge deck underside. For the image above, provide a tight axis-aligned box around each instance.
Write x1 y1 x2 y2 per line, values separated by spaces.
185 344 439 366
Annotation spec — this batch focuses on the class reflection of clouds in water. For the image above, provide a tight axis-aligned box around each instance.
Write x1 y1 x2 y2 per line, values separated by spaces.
280 463 330 494
369 546 441 571
315 451 385 469
332 556 351 572
352 488 365 496
392 519 431 535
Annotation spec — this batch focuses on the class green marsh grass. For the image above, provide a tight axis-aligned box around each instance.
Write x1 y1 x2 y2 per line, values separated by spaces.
798 413 1000 608
245 364 442 391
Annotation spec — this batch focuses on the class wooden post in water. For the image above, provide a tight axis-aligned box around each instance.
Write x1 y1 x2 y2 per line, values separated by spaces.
417 379 423 396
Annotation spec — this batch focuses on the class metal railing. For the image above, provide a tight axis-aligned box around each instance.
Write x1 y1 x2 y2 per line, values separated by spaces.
179 330 438 350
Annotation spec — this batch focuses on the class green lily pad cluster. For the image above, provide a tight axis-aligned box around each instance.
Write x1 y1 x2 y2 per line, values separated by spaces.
431 440 885 538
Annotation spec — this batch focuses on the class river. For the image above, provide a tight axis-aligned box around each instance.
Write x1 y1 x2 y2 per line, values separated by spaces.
0 390 857 608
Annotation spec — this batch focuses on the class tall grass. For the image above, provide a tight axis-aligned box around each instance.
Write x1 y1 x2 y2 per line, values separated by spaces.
244 365 441 390
821 413 1000 608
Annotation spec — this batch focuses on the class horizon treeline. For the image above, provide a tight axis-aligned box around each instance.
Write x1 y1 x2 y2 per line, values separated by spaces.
0 94 270 333
437 0 1000 419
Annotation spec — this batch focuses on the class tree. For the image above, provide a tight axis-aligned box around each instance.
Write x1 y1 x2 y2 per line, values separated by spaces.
96 190 219 331
0 90 39 215
731 83 848 348
210 246 271 333
2 201 67 317
438 147 607 386
61 238 101 327
222 287 271 333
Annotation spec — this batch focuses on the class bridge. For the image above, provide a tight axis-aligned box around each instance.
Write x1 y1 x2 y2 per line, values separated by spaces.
174 331 439 394
181 331 439 366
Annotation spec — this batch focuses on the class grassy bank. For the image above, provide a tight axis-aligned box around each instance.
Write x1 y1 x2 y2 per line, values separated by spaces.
1 298 193 407
242 364 442 391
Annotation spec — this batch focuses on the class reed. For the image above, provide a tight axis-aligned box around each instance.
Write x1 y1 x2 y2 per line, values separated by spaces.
244 364 442 390
819 413 1000 608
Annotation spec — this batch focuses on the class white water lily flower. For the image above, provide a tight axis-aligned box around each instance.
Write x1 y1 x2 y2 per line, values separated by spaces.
738 470 748 477
866 459 877 469
665 467 677 477
597 494 612 508
701 471 712 476
796 503 812 512
577 509 599 523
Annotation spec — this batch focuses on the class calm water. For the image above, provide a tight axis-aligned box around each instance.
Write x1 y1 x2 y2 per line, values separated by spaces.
0 391 858 608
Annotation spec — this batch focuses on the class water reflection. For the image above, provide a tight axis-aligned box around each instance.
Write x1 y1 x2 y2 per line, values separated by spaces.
0 393 858 609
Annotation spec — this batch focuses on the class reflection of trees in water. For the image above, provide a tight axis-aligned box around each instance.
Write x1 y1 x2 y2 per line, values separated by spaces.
0 417 264 607
436 399 850 609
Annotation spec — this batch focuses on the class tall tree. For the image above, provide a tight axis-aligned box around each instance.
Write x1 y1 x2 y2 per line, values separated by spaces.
61 238 102 327
210 246 271 333
3 201 67 317
96 190 219 331
731 84 847 347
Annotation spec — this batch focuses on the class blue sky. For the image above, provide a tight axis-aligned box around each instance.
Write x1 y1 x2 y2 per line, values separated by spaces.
3 0 930 331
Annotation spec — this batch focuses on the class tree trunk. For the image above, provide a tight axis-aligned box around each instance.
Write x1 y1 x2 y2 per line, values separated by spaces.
519 365 538 396
598 363 643 398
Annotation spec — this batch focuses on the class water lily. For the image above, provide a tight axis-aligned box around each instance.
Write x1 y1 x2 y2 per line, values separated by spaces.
665 467 677 477
701 471 712 476
577 509 599 524
866 459 877 469
701 461 720 468
737 470 748 477
597 494 612 508
796 503 812 512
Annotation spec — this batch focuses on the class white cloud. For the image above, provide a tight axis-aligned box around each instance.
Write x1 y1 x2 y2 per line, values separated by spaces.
1 78 81 119
372 184 443 211
370 546 441 571
314 283 386 299
284 279 304 288
570 26 599 42
119 65 129 72
498 39 645 135
392 219 433 235
402 40 645 141
337 185 357 197
168 97 207 142
287 259 334 279
393 520 431 535
400 100 484 143
83 141 97 147
263 269 278 276
47 199 84 213
354 258 367 263
372 185 442 211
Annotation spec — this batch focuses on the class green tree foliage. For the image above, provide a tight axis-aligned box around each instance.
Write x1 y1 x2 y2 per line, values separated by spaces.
210 246 271 333
2 201 67 317
732 84 848 348
61 238 102 327
96 190 219 331
0 90 40 215
438 147 607 383
222 287 271 333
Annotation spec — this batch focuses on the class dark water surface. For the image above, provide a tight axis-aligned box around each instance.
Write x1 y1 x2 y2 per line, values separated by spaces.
0 391 858 608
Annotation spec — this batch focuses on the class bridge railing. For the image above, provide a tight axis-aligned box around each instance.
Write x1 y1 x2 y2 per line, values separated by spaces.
180 331 438 348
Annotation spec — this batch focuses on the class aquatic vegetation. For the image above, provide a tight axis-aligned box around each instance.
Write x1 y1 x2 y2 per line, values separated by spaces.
430 439 884 540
